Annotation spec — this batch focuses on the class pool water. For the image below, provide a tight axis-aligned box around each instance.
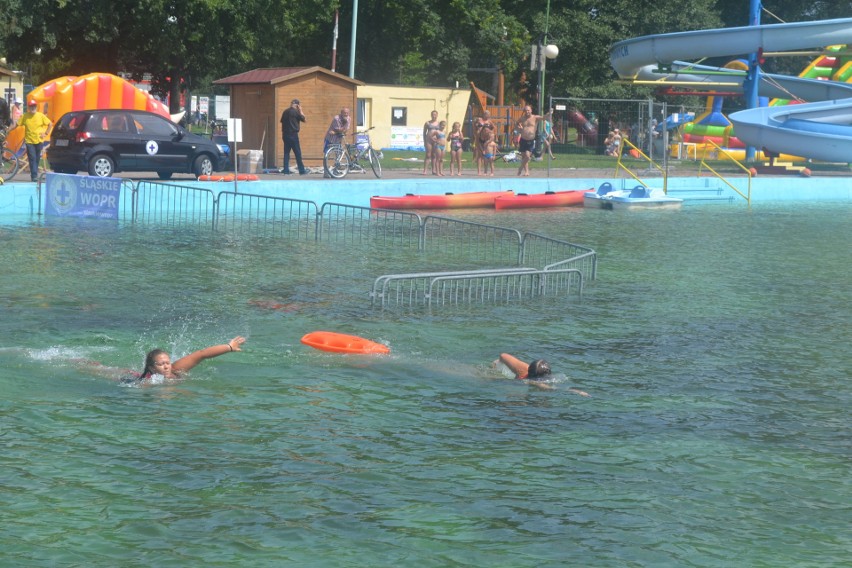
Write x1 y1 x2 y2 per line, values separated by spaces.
1 203 849 566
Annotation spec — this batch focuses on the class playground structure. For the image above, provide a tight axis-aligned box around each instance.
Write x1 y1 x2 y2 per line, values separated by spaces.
610 17 852 163
677 46 852 162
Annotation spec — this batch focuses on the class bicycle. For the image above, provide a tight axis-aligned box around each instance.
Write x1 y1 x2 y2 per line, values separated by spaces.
0 126 20 183
324 127 382 179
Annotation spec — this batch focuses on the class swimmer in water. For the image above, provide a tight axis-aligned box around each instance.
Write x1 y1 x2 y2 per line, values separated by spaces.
497 353 590 395
132 336 246 382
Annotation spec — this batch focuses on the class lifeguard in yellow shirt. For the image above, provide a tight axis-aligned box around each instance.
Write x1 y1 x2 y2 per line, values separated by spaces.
20 100 52 182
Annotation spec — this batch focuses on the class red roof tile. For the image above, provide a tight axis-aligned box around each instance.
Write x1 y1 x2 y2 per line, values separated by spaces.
214 68 309 85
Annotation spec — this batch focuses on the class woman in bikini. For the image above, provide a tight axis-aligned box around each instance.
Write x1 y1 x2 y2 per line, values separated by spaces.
422 110 440 175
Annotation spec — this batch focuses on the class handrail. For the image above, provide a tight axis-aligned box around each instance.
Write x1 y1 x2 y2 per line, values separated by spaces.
615 137 669 193
698 140 752 205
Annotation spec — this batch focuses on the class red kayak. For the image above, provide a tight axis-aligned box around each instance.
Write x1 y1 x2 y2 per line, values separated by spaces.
493 189 589 210
370 191 514 210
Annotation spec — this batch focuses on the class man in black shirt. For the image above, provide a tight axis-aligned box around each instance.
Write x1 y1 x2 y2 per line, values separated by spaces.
280 98 307 174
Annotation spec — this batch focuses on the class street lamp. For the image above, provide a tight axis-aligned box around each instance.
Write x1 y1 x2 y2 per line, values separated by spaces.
535 42 559 115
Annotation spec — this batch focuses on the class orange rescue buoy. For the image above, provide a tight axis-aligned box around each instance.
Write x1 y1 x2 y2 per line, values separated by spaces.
300 331 390 355
197 174 259 182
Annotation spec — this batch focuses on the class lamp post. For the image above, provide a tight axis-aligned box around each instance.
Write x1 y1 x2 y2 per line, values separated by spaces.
537 42 559 116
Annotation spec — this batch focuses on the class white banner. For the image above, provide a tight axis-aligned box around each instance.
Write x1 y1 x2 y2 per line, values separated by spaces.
389 126 424 150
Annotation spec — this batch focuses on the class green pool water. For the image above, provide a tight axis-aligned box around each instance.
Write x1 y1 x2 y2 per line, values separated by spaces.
1 203 849 567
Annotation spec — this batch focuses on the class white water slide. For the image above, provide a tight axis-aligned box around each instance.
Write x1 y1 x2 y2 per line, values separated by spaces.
609 18 852 162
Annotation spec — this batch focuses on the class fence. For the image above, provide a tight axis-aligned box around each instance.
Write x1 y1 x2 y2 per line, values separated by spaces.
548 96 705 162
71 181 598 308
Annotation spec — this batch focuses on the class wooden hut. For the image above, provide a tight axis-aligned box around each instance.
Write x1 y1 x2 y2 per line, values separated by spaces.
213 67 363 169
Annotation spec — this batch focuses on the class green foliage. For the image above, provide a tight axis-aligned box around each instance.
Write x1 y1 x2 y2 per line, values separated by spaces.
0 0 843 110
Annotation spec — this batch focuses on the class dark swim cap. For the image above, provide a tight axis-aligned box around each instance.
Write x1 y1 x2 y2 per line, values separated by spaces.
527 359 552 379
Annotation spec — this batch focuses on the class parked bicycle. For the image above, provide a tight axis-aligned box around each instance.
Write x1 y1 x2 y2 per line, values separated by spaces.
0 126 20 182
324 127 382 179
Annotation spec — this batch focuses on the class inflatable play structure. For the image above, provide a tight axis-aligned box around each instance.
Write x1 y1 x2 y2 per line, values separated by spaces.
611 18 852 163
679 49 852 161
682 60 751 150
5 72 171 152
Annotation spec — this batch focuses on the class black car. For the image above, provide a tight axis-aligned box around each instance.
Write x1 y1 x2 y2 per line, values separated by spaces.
49 110 225 179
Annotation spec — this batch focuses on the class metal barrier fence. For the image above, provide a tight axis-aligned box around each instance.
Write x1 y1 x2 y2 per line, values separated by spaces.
421 215 523 267
121 181 598 308
318 203 422 248
218 191 318 239
135 181 216 227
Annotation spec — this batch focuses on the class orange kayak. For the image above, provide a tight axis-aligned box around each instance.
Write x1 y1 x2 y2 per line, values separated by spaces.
301 331 390 355
493 189 589 210
370 190 513 210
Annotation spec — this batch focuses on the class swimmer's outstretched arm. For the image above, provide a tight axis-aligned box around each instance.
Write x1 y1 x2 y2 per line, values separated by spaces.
172 336 246 374
498 353 528 379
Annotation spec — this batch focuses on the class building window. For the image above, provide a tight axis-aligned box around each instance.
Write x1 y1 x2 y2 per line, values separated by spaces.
391 107 407 126
356 98 366 127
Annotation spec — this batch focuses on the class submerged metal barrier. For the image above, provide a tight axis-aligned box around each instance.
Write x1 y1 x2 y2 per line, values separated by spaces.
134 181 216 227
124 182 597 308
217 191 318 239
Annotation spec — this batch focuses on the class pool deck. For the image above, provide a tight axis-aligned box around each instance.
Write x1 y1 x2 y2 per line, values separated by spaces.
3 164 851 216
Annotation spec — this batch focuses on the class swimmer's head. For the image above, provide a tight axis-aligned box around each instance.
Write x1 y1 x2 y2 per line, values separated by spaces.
527 359 552 380
142 348 171 378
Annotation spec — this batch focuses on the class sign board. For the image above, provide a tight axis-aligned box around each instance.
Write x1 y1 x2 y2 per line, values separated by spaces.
199 96 209 114
44 173 121 219
227 118 243 143
215 95 231 120
389 126 424 150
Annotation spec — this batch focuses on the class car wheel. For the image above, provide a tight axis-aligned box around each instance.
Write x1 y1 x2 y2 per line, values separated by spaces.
88 154 115 177
193 155 214 177
157 171 173 180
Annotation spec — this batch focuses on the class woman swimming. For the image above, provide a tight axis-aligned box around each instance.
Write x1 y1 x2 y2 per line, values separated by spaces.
130 336 247 383
497 353 589 395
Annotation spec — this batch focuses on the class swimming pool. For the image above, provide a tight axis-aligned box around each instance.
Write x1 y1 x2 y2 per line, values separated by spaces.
1 202 849 566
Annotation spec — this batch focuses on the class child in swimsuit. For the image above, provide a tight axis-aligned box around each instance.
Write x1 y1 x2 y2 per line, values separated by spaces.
431 121 447 176
483 133 497 176
448 122 464 176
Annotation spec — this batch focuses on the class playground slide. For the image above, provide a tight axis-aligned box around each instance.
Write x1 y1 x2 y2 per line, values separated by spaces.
610 18 852 162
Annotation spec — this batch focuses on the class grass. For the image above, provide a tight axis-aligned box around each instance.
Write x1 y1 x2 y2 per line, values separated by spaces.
379 148 724 175
377 148 851 176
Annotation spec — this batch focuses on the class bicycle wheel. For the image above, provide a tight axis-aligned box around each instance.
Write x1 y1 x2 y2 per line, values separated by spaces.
368 148 382 178
1 147 20 181
324 145 349 178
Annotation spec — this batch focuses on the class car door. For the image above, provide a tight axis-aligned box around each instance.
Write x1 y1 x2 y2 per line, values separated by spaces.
91 111 139 170
130 112 187 172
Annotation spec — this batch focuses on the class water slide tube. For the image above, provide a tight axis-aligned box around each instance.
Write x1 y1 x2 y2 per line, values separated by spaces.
566 109 598 145
610 18 852 162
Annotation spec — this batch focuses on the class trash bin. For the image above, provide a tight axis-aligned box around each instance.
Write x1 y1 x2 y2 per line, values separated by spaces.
237 150 263 173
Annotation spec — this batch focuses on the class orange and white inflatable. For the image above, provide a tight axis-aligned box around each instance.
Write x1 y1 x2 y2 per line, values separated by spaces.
6 72 171 151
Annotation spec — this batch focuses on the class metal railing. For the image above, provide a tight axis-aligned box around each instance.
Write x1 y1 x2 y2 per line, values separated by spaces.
318 203 422 248
421 215 524 266
135 181 216 227
698 140 752 205
217 191 318 238
101 181 597 308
